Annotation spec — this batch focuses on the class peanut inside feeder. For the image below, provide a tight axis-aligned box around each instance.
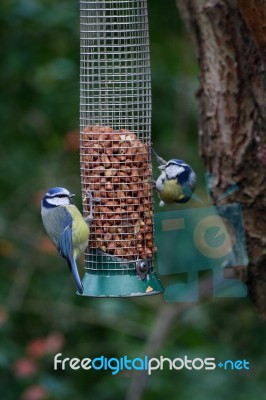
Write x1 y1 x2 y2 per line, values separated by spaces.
81 125 155 260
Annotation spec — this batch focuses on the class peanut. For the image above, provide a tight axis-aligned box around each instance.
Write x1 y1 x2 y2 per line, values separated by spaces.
81 125 155 260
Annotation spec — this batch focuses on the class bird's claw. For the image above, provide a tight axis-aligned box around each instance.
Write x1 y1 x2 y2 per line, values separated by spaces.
84 190 101 225
151 147 167 165
85 215 94 225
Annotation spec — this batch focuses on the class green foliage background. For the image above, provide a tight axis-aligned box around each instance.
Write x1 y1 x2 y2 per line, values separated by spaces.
0 0 265 399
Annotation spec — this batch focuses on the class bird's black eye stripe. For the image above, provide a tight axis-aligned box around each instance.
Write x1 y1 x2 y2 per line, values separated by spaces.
47 193 68 199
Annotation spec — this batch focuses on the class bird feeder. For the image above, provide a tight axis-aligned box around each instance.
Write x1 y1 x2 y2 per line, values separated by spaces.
79 0 164 297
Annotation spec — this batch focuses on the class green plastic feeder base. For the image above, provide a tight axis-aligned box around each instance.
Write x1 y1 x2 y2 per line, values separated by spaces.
79 269 164 297
78 250 164 297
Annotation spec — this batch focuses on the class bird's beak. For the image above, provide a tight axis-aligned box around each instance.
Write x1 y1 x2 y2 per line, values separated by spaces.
158 165 165 170
69 193 75 203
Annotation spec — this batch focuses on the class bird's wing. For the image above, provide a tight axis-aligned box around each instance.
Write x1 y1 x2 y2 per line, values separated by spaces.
43 207 84 294
58 217 84 293
57 210 84 294
57 209 73 261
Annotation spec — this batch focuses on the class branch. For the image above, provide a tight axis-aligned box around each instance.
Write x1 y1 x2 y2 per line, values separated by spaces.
176 0 266 319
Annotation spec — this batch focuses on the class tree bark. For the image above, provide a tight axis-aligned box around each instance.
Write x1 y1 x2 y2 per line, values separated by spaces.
176 0 266 318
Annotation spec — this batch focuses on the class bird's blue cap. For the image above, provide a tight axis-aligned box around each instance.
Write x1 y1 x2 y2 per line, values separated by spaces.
45 187 75 197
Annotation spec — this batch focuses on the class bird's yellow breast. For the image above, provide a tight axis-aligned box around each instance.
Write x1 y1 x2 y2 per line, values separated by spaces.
65 205 89 257
159 179 184 203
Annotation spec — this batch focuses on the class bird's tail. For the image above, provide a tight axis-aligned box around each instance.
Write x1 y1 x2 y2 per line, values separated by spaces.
67 256 84 294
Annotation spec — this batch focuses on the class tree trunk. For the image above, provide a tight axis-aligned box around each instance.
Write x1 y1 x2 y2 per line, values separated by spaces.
176 0 266 318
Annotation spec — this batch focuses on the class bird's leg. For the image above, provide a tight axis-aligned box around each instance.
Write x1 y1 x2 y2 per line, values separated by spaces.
84 190 101 225
151 147 167 165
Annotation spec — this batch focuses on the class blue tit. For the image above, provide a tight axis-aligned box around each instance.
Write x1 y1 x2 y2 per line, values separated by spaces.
41 187 93 294
152 149 196 206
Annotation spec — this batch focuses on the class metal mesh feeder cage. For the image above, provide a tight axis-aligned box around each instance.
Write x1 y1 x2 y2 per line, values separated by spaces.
79 0 164 297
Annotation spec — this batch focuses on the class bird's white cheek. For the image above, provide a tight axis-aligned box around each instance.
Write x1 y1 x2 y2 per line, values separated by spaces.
165 165 185 179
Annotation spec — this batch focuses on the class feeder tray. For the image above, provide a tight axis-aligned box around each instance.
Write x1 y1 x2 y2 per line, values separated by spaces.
79 0 163 297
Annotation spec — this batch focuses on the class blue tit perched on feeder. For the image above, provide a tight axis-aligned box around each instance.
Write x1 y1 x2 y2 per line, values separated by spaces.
41 187 94 294
152 149 197 207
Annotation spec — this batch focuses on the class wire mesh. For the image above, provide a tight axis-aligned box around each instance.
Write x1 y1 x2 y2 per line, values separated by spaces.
80 0 155 272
